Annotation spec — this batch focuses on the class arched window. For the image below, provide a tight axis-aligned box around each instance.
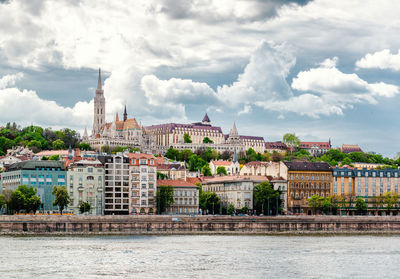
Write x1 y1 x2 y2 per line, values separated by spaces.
87 176 94 180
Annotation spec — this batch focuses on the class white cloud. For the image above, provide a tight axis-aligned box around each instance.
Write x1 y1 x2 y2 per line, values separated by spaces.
238 104 252 115
0 72 23 89
356 49 400 71
0 73 92 131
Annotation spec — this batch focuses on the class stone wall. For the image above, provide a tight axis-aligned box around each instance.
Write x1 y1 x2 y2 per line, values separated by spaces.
1 215 400 235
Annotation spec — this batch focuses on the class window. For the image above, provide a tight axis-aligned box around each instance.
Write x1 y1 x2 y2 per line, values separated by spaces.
141 184 146 189
88 168 93 173
87 176 94 180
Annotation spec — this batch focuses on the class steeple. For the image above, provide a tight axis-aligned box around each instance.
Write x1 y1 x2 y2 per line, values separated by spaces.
230 122 238 137
123 104 128 121
97 68 102 90
202 113 211 125
83 127 88 140
115 112 119 122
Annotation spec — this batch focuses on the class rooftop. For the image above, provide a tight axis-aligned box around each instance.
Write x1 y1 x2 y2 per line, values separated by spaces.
157 179 198 187
284 161 332 172
6 160 66 171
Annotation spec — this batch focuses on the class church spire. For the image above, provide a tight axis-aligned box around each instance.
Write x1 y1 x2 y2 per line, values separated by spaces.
97 68 102 90
123 104 128 121
115 112 119 122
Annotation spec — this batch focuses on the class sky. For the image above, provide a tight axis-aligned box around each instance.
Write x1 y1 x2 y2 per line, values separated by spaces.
0 0 400 157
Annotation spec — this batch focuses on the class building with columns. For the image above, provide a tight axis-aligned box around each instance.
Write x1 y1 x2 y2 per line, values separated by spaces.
145 115 265 153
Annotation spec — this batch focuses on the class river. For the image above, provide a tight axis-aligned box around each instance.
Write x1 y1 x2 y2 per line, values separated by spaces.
0 235 399 278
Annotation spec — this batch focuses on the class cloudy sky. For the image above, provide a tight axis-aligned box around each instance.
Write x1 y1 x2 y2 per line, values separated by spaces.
0 0 400 156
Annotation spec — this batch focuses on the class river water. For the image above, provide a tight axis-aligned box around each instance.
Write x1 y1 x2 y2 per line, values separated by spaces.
0 235 399 278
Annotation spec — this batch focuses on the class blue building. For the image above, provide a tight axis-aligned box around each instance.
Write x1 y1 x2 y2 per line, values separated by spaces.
0 161 67 211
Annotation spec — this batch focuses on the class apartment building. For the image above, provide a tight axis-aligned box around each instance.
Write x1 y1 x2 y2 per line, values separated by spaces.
157 179 199 214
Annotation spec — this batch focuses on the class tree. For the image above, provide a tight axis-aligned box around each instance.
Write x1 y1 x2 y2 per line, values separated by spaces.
321 197 333 215
283 133 300 152
2 190 13 214
220 151 231 161
157 171 168 180
156 185 174 214
188 154 207 171
26 195 41 214
79 201 91 214
179 149 193 162
78 142 91 150
52 186 70 214
355 197 367 215
227 203 235 215
101 145 111 153
253 181 280 215
52 139 65 150
27 140 42 153
341 157 353 167
0 194 5 211
203 137 213 144
183 133 192 143
49 155 60 161
384 192 398 213
308 195 324 214
8 190 26 213
202 165 212 176
205 192 220 214
166 148 180 161
216 166 227 175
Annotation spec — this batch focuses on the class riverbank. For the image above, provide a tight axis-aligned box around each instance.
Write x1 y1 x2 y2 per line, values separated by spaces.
1 215 400 235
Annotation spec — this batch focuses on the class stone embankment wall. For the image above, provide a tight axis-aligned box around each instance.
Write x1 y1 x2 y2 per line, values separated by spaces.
1 215 400 235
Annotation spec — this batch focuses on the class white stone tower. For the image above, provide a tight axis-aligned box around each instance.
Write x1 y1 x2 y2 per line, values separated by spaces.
92 68 106 136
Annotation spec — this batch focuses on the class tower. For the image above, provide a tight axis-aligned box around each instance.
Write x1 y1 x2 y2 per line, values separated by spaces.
202 113 211 125
123 104 128 121
92 68 106 136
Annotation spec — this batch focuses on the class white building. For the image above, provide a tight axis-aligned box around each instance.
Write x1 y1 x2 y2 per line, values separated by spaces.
209 160 240 175
67 160 105 215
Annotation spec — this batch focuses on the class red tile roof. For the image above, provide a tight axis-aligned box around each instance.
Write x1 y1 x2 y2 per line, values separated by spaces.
186 177 202 184
211 161 232 166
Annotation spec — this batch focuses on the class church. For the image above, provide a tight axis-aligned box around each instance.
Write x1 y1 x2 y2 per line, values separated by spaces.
85 69 146 151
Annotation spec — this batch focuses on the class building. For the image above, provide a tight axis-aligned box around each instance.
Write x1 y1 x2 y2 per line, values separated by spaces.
333 166 400 215
0 161 67 211
283 161 333 214
240 161 270 176
157 179 199 214
98 154 130 215
128 153 157 214
0 155 25 170
146 115 265 153
300 141 331 156
209 160 240 175
339 144 363 153
352 162 388 169
265 141 289 154
157 163 187 180
67 159 105 215
87 69 147 151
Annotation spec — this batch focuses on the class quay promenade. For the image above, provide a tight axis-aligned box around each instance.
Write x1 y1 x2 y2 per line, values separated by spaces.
2 215 400 235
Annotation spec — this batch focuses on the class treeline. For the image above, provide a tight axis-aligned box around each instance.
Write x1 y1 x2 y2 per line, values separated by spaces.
0 122 81 155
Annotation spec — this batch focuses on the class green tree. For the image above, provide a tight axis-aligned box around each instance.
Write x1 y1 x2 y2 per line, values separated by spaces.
9 190 26 213
78 142 91 150
49 155 60 161
156 185 175 214
0 194 5 211
79 201 91 214
41 156 49 160
216 166 227 175
52 186 70 214
179 149 193 162
202 164 212 176
308 195 324 214
27 140 42 153
26 195 42 214
52 139 66 150
188 154 207 171
157 171 168 180
203 137 213 144
205 192 220 214
321 197 333 214
220 151 232 161
253 181 280 215
283 133 300 152
384 192 398 213
183 133 192 143
355 197 367 215
227 203 235 215
166 148 180 161
101 145 111 153
341 157 353 166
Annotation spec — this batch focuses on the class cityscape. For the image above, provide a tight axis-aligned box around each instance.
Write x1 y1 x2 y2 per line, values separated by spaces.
1 0 400 278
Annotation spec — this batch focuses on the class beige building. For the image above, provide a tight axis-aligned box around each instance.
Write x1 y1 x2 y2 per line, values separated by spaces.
157 163 186 180
210 160 240 175
240 161 270 176
158 179 199 214
128 153 157 214
67 160 105 215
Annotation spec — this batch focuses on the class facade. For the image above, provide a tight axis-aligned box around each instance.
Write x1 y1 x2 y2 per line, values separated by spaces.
67 160 105 215
265 141 289 154
240 161 270 176
87 69 148 151
339 144 363 153
128 153 157 214
98 154 130 215
209 160 240 175
157 179 199 214
300 141 331 156
352 162 388 169
146 115 265 153
157 163 186 180
0 161 66 211
333 167 400 215
283 161 333 214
